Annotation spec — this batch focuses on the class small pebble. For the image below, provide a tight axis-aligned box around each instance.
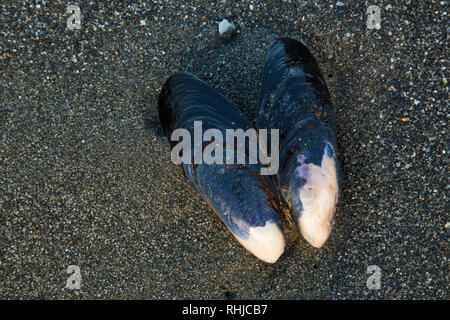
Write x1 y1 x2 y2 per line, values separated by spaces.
218 19 236 38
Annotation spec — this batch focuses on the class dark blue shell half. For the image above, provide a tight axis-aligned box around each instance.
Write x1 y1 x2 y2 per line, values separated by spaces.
158 72 285 262
256 38 340 237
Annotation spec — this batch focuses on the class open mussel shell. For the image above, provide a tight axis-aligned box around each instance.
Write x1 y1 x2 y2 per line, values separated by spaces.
158 72 285 263
257 38 340 248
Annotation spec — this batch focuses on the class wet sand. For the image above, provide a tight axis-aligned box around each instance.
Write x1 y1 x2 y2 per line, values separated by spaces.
1 1 448 299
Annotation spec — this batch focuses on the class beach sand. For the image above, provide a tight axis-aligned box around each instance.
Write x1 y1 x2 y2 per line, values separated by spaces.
1 1 448 299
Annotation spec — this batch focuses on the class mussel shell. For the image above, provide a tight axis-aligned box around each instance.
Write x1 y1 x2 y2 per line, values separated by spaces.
257 38 340 248
158 72 285 262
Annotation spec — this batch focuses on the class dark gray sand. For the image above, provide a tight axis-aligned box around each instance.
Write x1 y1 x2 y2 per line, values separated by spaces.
1 1 448 299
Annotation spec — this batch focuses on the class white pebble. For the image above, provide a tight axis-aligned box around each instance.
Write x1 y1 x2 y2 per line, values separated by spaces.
218 19 236 38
